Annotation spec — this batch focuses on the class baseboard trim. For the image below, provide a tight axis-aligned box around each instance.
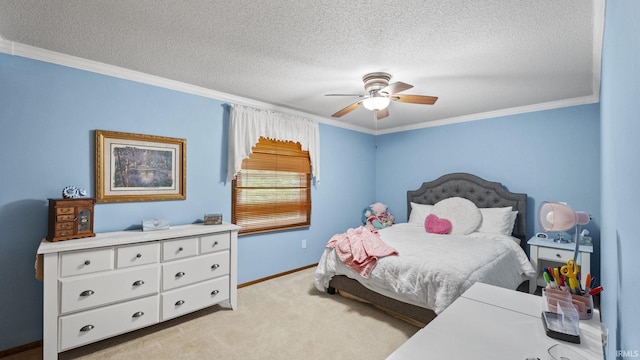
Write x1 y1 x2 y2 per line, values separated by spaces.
0 340 41 358
238 263 317 288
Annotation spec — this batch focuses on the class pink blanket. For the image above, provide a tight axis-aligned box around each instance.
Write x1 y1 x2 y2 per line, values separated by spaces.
326 226 398 278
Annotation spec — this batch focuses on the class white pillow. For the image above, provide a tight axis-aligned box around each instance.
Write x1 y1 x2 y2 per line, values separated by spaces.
408 202 434 225
431 197 481 235
477 207 517 236
508 211 518 234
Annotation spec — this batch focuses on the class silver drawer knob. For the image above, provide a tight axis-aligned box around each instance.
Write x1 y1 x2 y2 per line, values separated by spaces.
211 264 220 270
132 311 144 318
132 280 145 287
175 271 186 278
175 300 185 306
80 325 94 332
80 290 95 297
211 290 219 296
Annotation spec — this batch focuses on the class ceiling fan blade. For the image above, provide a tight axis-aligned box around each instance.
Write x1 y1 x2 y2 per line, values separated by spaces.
380 81 413 95
325 93 366 97
392 94 438 105
332 101 362 118
376 107 389 120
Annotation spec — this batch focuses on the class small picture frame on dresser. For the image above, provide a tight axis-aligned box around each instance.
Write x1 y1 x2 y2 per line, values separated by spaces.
204 214 222 225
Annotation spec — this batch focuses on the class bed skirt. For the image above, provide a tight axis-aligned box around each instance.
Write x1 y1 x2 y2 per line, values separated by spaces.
328 275 437 327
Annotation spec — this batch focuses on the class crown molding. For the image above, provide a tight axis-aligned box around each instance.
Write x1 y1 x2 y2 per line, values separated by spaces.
0 39 374 135
377 95 600 135
1 39 598 137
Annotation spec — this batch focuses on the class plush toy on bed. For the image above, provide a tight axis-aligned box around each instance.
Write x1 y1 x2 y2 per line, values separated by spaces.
362 202 395 230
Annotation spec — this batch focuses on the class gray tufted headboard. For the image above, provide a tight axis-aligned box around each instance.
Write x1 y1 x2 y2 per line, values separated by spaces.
407 173 527 251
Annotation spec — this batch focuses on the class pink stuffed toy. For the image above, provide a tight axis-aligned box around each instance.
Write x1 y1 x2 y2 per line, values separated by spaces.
362 202 395 230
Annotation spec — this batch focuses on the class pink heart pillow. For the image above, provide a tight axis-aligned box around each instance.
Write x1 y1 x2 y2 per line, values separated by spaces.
425 214 452 234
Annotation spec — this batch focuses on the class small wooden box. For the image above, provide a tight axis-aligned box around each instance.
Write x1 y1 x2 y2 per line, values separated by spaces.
47 198 96 242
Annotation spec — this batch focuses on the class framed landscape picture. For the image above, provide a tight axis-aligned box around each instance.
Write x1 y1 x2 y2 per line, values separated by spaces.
95 130 186 203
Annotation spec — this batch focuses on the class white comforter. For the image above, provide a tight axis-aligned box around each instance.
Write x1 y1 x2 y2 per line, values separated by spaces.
315 223 536 314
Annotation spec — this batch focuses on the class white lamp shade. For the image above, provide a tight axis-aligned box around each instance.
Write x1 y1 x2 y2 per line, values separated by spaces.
538 201 590 232
362 96 390 111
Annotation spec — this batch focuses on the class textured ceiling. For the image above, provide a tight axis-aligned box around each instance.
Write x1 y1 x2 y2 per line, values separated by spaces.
0 1 604 133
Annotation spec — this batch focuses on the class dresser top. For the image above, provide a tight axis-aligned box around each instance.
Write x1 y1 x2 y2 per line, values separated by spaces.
38 223 240 254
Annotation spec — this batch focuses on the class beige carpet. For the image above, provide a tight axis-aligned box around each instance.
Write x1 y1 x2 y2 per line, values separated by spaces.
9 267 419 360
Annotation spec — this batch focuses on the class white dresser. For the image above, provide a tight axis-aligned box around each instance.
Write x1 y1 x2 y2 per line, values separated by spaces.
37 223 240 360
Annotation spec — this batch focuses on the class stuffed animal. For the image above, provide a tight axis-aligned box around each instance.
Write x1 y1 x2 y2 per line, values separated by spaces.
362 202 395 230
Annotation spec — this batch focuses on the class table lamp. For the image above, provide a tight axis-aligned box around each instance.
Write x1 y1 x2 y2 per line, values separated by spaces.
538 201 590 263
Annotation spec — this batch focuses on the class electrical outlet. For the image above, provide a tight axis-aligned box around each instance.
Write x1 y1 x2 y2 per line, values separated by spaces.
301 239 307 249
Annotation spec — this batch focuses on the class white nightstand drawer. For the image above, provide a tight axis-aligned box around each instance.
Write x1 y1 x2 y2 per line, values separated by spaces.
116 243 160 268
161 251 230 291
60 248 114 277
60 265 159 314
162 237 198 261
538 247 573 261
161 276 229 321
59 295 159 351
200 233 230 254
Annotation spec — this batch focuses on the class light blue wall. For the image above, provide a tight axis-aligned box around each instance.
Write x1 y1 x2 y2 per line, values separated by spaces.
0 53 375 351
375 105 601 248
600 1 640 358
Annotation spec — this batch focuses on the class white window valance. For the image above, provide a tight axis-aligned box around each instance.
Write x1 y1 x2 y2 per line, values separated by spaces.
227 104 320 182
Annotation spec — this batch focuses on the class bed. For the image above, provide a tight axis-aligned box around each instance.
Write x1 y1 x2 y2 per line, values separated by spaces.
314 173 536 327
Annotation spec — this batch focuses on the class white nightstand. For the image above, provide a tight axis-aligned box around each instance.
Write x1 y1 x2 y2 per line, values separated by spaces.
528 237 593 293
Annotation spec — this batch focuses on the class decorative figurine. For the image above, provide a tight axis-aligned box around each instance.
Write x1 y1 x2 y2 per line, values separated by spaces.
62 186 87 199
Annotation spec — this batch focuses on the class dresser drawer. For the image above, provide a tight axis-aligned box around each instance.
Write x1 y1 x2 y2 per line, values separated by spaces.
60 248 114 277
162 237 198 261
161 276 229 321
56 207 75 215
161 251 229 291
117 243 160 269
59 295 159 351
60 265 159 314
538 247 573 261
200 233 230 254
56 214 75 222
56 222 74 231
55 229 75 238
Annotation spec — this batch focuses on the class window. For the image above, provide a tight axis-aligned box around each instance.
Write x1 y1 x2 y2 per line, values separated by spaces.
232 137 311 235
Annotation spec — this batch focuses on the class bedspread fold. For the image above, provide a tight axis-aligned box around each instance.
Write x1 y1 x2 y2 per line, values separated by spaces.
326 226 398 278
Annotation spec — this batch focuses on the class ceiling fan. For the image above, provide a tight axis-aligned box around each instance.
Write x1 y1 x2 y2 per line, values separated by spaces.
326 72 438 120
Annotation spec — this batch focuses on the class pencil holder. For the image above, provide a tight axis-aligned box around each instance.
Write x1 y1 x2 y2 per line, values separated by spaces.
543 287 593 320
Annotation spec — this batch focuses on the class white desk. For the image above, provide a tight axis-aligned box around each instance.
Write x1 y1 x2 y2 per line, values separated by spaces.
387 283 603 360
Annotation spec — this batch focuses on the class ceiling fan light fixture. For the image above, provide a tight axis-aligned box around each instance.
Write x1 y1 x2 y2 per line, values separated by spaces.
327 72 437 119
362 96 390 111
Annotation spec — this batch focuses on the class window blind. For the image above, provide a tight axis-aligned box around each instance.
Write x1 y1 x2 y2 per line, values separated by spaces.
232 138 311 234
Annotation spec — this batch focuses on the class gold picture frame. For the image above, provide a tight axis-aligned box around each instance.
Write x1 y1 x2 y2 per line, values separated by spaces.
95 130 186 203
